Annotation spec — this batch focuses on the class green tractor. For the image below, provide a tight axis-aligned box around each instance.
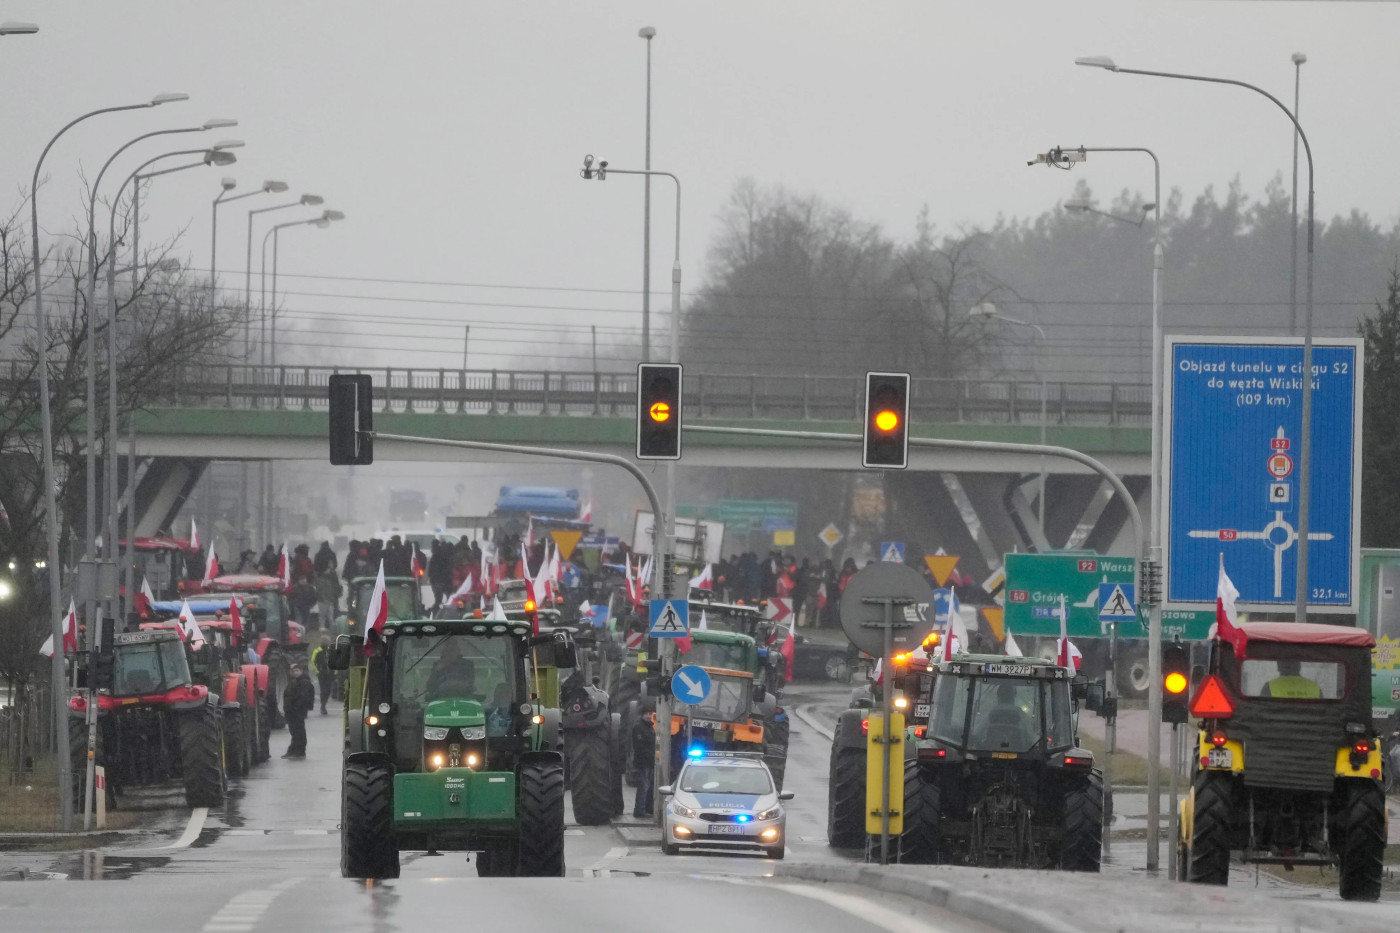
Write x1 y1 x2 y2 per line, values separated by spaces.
335 575 423 640
332 616 572 879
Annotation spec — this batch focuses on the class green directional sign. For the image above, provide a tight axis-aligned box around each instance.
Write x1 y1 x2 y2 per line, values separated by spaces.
1003 553 1212 639
678 499 798 533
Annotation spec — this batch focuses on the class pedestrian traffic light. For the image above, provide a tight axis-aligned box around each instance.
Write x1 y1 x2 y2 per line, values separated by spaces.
1162 640 1191 724
863 372 910 469
636 363 682 460
328 374 373 465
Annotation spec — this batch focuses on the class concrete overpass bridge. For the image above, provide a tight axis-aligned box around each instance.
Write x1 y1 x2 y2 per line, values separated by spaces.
14 364 1153 573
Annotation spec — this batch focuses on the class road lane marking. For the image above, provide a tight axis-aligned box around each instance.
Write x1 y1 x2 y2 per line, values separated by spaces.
585 845 629 875
709 876 942 933
793 705 834 741
201 877 303 933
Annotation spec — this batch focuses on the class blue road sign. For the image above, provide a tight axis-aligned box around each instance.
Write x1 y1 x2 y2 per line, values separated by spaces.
671 665 712 705
1098 582 1136 622
880 542 905 563
1165 337 1362 611
649 598 690 637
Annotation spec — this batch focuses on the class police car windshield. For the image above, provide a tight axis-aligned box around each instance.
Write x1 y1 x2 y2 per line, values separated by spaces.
680 763 772 795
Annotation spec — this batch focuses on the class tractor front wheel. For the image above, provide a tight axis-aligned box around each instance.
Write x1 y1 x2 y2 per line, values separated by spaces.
1338 779 1385 902
178 704 227 808
565 728 612 826
827 744 866 848
1060 769 1104 872
517 759 565 877
342 762 399 879
1187 771 1234 886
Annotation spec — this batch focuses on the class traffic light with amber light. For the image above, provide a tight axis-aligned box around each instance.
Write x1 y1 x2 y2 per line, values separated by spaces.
1162 640 1191 724
636 363 682 460
863 372 910 469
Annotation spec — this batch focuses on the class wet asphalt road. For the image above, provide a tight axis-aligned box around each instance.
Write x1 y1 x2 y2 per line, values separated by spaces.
1 682 1396 933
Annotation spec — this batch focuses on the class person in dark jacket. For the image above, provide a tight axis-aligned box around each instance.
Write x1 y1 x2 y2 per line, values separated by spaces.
631 716 655 818
257 544 278 576
313 541 337 576
282 663 316 758
427 540 453 612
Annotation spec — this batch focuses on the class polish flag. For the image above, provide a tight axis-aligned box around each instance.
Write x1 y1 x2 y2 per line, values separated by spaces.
134 576 156 618
1004 628 1024 658
624 556 639 607
178 600 206 650
189 517 200 551
448 573 474 606
202 545 219 586
229 596 243 634
1213 554 1249 658
941 589 967 662
580 500 593 523
780 612 796 683
640 554 653 588
530 552 552 613
688 564 713 591
480 547 489 592
816 582 828 611
362 560 389 644
486 595 508 622
411 547 425 580
39 599 79 657
548 542 561 583
1055 594 1083 672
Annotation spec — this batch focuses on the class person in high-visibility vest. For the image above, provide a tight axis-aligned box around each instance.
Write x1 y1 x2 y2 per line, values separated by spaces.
1264 659 1322 699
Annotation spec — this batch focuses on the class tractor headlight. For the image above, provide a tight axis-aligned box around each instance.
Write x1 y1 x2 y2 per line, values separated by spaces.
423 726 449 741
459 726 486 740
756 806 781 821
670 802 698 819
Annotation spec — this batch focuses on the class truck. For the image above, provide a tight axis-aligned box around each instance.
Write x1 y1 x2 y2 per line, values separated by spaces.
331 616 572 878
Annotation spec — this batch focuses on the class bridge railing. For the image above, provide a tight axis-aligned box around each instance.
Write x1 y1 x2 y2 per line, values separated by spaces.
2 361 1151 425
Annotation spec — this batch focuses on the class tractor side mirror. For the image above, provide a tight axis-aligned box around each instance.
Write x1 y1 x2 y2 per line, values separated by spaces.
553 639 579 670
327 641 352 671
753 682 766 704
1082 681 1106 713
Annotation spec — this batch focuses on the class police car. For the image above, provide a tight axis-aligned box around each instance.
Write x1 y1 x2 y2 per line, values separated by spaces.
659 750 793 859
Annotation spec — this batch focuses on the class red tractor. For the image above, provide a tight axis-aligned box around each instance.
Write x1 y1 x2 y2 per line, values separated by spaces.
202 574 305 728
69 629 228 809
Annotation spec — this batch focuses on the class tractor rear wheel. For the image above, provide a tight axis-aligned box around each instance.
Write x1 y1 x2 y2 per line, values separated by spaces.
898 761 941 864
178 704 227 808
264 647 288 730
517 759 565 877
222 708 248 777
566 728 612 826
1060 769 1104 872
827 744 866 848
1187 771 1234 886
765 714 790 791
342 761 399 879
1338 779 1385 902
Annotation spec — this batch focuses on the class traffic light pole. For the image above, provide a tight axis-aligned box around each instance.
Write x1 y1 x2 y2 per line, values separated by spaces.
1167 722 1181 879
684 422 1163 869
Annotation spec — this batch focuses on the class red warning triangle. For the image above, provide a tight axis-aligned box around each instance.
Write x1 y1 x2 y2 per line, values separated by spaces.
1189 674 1235 718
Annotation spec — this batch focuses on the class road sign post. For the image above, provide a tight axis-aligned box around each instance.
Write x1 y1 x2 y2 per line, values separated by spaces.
1164 337 1362 613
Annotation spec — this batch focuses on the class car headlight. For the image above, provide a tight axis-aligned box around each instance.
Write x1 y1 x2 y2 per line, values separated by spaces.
756 806 781 821
670 803 699 819
423 726 449 741
459 726 486 740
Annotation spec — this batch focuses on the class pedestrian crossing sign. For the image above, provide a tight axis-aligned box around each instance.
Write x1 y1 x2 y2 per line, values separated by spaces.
648 598 690 637
1097 582 1136 622
880 542 905 563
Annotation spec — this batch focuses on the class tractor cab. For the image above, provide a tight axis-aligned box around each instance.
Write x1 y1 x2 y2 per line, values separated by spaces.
923 656 1081 759
340 575 423 638
111 630 195 697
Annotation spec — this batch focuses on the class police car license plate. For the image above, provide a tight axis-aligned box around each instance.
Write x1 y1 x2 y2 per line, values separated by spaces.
707 824 743 834
914 704 930 719
1207 748 1232 768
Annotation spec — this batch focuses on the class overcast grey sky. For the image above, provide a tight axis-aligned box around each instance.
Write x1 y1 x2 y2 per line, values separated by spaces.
6 1 1398 370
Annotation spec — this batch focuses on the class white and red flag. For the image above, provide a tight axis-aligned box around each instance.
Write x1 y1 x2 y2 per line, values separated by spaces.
362 560 390 644
640 554 653 588
1213 554 1249 657
134 576 156 617
580 500 593 523
1055 594 1083 672
530 550 552 609
486 595 508 622
940 588 966 661
189 517 200 551
178 600 206 650
448 573 474 606
39 599 79 657
780 612 797 683
1004 628 1024 658
548 542 561 583
202 545 219 586
688 563 713 591
816 582 828 611
229 596 243 633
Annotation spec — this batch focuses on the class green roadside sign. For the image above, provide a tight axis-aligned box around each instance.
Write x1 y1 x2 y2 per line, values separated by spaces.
678 499 798 533
1003 553 1213 640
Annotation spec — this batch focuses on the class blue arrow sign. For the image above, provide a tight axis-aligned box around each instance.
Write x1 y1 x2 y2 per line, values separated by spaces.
648 598 690 637
1165 338 1361 611
671 665 712 705
1098 582 1136 623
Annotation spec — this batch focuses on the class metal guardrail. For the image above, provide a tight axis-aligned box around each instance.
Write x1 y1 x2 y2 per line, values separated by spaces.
2 361 1152 426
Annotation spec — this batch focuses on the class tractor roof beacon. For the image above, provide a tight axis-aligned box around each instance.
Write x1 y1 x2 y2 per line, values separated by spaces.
332 616 573 879
1178 622 1386 901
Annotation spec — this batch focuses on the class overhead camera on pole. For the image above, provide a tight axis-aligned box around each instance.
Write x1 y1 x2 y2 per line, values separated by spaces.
1028 145 1087 168
580 153 608 181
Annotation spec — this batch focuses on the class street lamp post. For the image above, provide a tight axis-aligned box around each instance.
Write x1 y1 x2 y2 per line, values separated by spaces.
1075 57 1318 624
580 153 681 805
213 179 289 307
92 146 236 829
1031 142 1164 870
639 26 655 361
1289 52 1307 338
29 91 189 831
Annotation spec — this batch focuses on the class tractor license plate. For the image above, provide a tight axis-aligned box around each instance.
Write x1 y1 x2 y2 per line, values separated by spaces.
914 704 930 719
690 718 725 730
1207 748 1233 769
707 824 744 834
